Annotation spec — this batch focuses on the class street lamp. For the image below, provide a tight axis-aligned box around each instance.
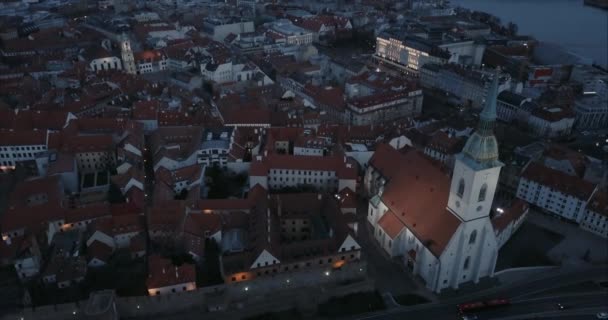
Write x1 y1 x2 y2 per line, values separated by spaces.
244 286 249 291
324 271 330 276
496 208 504 213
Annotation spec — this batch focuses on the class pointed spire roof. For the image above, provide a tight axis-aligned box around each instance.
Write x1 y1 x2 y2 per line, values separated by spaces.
460 70 502 168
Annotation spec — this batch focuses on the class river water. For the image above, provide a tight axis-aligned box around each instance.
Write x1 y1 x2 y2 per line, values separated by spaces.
450 0 608 67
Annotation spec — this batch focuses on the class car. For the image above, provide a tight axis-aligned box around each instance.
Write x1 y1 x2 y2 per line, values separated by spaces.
597 312 608 319
556 303 566 310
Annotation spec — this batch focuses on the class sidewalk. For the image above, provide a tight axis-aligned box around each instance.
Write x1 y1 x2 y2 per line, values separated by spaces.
527 211 608 264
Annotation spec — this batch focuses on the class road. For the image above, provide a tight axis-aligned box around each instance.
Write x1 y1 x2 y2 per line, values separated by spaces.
350 265 608 320
356 292 608 320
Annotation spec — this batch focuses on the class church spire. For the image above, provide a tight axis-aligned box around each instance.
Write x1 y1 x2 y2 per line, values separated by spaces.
460 70 502 168
477 70 499 136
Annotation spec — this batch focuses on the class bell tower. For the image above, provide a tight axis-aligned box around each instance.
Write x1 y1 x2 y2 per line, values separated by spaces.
447 71 504 222
120 33 136 75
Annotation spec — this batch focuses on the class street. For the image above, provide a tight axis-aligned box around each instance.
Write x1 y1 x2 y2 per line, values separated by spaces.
354 292 608 320
349 265 608 320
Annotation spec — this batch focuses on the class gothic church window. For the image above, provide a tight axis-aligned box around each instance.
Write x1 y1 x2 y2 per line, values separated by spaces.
457 178 465 198
469 230 477 244
478 184 488 202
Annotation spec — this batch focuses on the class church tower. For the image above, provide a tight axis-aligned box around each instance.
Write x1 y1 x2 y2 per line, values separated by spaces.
120 33 137 75
447 72 503 222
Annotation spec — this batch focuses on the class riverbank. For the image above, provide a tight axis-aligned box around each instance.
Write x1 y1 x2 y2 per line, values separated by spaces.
450 0 608 68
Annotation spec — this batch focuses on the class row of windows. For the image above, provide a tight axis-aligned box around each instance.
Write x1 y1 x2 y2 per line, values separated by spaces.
0 152 37 158
271 169 334 176
456 179 487 202
0 146 45 152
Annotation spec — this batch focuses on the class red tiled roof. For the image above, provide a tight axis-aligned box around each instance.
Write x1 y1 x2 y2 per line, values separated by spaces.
304 84 346 111
62 134 114 153
492 200 529 232
376 146 460 256
1 204 65 235
521 162 596 200
368 143 406 179
249 154 357 180
134 50 166 63
132 100 160 120
377 210 405 239
146 255 195 289
8 175 63 209
543 144 588 178
426 131 463 154
65 203 111 224
87 240 113 263
0 130 46 146
588 188 608 217
183 213 222 238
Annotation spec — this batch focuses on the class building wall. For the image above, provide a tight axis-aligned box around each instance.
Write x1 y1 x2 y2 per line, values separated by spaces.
516 177 588 222
266 168 339 192
15 256 40 280
90 57 122 72
346 93 423 125
148 281 196 296
527 115 574 138
225 249 361 284
580 208 608 238
293 147 324 156
75 151 116 172
209 21 254 41
114 231 139 248
0 144 47 167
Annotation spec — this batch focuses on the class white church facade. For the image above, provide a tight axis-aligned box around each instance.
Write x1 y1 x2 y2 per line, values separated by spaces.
366 73 510 293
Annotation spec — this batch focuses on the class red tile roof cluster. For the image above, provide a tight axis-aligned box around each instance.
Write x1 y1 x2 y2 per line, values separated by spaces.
65 203 111 225
8 175 64 209
0 109 72 131
0 130 47 146
543 144 589 177
146 255 196 289
426 131 464 155
132 99 161 120
303 84 346 111
93 214 144 237
134 50 167 64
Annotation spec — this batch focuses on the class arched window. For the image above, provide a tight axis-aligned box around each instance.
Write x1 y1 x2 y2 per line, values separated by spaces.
469 230 477 244
457 178 465 198
478 184 488 202
463 256 470 270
